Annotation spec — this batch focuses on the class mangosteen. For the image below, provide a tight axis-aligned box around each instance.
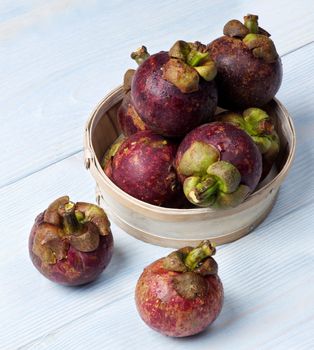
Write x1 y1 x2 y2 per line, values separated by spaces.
215 107 280 179
135 240 223 337
29 196 113 286
118 63 150 136
130 41 218 137
208 14 282 109
175 122 262 208
104 131 180 206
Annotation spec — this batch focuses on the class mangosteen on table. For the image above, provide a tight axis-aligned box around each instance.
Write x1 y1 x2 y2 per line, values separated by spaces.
130 41 218 137
135 240 223 337
208 14 282 109
29 196 113 286
103 130 180 207
215 107 280 179
175 122 262 208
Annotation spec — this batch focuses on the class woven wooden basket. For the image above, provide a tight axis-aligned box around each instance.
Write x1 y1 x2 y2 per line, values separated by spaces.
84 86 296 248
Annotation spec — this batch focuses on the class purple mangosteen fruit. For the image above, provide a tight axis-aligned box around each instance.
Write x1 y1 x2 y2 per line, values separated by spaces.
175 122 262 208
117 67 149 136
208 14 282 109
131 41 218 137
29 196 113 286
135 240 223 337
215 107 280 180
104 131 180 206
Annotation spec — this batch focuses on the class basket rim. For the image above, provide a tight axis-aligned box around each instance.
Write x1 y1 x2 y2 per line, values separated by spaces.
97 190 277 247
84 85 296 218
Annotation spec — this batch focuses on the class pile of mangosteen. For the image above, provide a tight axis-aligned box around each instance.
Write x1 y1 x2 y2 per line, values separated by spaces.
29 14 283 338
104 14 282 210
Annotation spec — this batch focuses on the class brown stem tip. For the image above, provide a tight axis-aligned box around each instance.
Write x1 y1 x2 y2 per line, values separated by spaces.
244 14 259 34
131 46 150 65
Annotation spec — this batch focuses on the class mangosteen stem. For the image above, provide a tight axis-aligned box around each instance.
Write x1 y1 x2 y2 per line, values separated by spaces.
187 51 209 67
63 202 80 235
183 161 242 208
183 175 218 207
184 240 216 270
195 177 219 201
244 14 259 34
131 46 150 65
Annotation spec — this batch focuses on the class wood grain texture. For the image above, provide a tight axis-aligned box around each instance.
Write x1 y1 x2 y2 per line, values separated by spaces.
1 0 314 188
1 0 314 349
0 153 313 349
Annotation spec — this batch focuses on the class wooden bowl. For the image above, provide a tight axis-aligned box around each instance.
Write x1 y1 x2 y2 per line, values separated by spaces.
84 86 295 248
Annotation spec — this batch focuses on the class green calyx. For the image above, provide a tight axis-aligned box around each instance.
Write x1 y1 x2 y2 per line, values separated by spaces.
162 58 199 93
243 33 278 63
243 108 274 135
223 14 278 62
177 141 220 177
178 141 248 209
163 40 217 93
59 201 103 252
194 60 217 81
32 198 109 264
214 111 245 129
68 223 100 253
32 223 68 265
172 272 208 299
183 160 247 209
216 108 280 156
169 41 210 68
75 202 111 237
165 241 218 299
208 161 241 193
44 196 69 226
214 184 251 209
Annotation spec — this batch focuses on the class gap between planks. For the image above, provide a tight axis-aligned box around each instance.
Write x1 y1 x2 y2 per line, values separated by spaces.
280 40 314 58
0 148 83 190
17 291 133 350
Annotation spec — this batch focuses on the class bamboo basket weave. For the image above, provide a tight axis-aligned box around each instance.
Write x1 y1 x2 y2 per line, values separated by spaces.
84 86 296 248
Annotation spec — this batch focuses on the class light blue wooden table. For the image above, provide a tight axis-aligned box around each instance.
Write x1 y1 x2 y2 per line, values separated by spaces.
1 1 314 349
